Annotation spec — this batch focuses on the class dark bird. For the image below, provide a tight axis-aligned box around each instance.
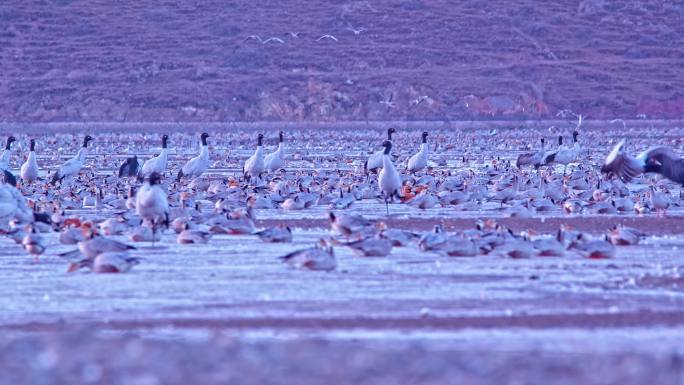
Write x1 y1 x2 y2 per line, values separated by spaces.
118 156 141 178
601 140 684 184
2 169 17 186
516 138 545 169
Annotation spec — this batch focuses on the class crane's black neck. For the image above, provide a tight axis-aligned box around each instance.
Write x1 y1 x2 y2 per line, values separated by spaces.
29 140 35 151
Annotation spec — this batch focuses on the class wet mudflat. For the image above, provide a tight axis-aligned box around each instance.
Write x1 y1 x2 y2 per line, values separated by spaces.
1 123 684 384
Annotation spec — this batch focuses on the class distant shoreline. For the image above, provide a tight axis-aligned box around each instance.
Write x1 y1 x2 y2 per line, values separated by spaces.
1 119 682 134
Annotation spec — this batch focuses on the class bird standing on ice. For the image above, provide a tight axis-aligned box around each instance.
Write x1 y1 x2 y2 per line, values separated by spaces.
136 172 169 240
365 127 396 174
378 140 402 215
177 132 209 181
243 133 265 183
20 139 40 184
118 156 141 178
264 131 285 171
51 135 92 185
541 132 580 174
407 131 429 173
516 138 545 169
0 136 16 171
141 134 169 178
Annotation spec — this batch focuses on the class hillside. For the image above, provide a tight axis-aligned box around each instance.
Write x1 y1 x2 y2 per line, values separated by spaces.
1 0 683 122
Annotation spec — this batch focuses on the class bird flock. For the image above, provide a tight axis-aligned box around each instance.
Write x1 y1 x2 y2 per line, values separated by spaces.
0 121 682 274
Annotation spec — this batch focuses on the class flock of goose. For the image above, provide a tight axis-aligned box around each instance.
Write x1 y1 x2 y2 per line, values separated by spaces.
0 122 683 274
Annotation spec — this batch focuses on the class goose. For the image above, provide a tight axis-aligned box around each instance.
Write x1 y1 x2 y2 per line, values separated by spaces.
607 224 643 246
570 234 616 259
51 135 93 185
418 224 447 251
281 195 305 210
0 136 16 170
136 172 170 238
541 132 580 173
490 175 519 206
648 185 670 216
22 224 46 261
118 156 141 178
20 139 40 183
99 217 125 236
243 133 265 183
493 236 535 259
443 236 478 257
330 188 355 209
601 140 684 184
342 235 392 257
59 226 87 245
254 225 293 243
247 194 274 209
365 127 396 174
67 252 140 273
177 223 212 244
378 228 419 247
177 132 210 181
59 230 137 261
378 140 402 215
329 212 375 238
264 131 285 171
406 132 429 173
279 240 336 271
532 236 566 257
516 138 545 169
141 134 169 178
406 190 438 209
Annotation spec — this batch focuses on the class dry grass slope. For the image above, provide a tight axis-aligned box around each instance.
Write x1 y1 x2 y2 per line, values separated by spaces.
1 0 683 122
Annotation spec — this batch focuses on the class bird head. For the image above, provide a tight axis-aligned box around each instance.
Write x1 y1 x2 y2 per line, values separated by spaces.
149 172 162 185
382 140 392 154
387 127 396 140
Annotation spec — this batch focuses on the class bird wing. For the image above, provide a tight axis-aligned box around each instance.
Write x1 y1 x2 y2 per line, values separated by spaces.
59 157 82 177
141 156 157 175
640 146 678 165
641 147 684 184
601 140 643 183
118 159 130 177
516 152 539 168
542 150 557 164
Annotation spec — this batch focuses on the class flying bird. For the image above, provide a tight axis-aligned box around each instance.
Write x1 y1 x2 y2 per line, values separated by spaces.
601 140 684 184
